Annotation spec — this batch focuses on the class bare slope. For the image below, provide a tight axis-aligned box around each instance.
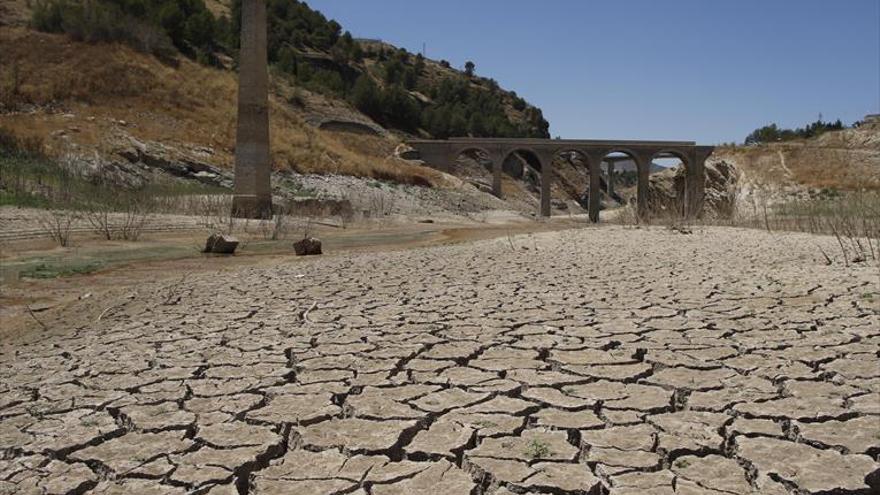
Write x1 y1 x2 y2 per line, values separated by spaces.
712 125 880 192
0 27 447 188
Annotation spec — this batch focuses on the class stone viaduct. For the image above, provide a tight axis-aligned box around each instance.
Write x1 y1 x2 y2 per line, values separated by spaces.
408 138 715 221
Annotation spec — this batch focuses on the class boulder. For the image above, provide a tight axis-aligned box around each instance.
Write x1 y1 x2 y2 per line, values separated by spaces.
204 234 239 254
293 237 322 256
394 143 420 160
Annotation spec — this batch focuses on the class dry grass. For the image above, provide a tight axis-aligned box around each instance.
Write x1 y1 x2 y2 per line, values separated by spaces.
0 27 446 188
716 137 880 192
616 186 880 276
0 0 30 27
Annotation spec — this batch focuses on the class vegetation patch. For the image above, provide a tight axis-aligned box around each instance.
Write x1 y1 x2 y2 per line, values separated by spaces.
19 260 105 279
31 0 225 62
744 117 849 145
524 439 551 459
26 0 549 139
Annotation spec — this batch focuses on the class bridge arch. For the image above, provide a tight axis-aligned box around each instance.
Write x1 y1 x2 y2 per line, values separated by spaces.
501 147 549 217
550 148 594 217
651 148 691 166
502 148 543 169
452 146 494 161
450 147 497 196
645 149 690 218
597 150 641 214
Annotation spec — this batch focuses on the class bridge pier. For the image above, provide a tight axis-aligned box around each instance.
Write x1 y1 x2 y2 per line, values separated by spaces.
606 161 615 198
539 152 553 217
636 156 651 220
588 157 601 223
490 149 504 198
232 0 272 219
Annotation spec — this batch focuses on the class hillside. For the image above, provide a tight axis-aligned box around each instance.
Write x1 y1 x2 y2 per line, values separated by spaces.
3 0 549 140
711 122 880 193
0 0 567 216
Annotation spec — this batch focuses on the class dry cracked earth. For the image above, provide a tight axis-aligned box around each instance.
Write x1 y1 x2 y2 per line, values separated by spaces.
1 226 879 495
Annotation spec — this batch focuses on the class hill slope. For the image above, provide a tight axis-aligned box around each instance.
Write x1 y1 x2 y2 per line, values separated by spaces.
0 0 555 209
712 123 880 192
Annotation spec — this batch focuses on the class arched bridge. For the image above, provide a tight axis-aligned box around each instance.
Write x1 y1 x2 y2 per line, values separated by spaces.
407 138 715 221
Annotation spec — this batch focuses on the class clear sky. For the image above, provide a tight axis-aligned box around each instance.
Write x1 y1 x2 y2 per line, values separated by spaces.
308 0 880 144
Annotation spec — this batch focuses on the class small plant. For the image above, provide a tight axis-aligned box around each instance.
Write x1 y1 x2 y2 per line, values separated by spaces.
675 458 692 469
160 274 189 306
524 439 551 459
80 417 100 427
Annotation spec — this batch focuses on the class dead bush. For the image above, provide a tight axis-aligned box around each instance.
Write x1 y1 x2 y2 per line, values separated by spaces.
37 209 78 247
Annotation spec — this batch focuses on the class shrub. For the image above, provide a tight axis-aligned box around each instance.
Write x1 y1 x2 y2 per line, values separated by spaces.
31 0 209 60
350 75 381 118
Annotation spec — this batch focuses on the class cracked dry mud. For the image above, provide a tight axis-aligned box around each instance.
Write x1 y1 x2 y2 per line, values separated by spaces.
2 226 879 495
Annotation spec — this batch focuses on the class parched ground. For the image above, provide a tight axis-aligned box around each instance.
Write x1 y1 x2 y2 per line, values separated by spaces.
1 226 878 495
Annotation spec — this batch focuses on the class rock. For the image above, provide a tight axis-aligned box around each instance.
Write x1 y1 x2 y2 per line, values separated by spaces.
204 234 239 254
193 171 218 184
394 143 420 160
293 237 322 256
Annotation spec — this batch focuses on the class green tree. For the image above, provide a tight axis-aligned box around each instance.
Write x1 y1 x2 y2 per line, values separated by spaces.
184 10 215 50
380 84 420 131
350 75 381 119
157 2 185 47
464 60 475 77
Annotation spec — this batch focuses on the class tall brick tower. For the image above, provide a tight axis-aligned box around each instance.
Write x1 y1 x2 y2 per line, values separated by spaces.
232 0 272 218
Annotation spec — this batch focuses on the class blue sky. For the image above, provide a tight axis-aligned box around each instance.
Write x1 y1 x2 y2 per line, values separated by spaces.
308 0 880 144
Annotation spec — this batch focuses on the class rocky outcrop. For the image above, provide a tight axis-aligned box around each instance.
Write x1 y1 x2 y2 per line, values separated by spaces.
114 135 233 189
647 160 739 218
315 119 384 136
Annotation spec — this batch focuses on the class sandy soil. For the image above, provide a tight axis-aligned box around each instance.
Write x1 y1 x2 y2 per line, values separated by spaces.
0 225 878 494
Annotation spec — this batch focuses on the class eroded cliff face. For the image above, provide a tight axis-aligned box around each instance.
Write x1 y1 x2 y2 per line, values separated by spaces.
639 123 880 219
645 161 739 219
